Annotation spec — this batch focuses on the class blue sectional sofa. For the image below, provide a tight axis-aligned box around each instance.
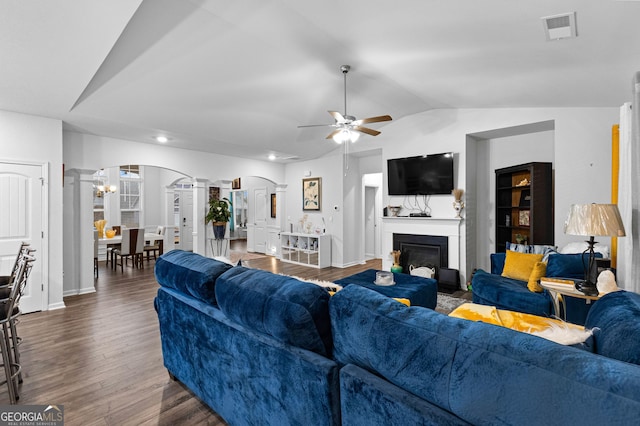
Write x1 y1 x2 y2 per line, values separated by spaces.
331 285 640 425
155 250 640 425
472 252 598 324
154 250 340 426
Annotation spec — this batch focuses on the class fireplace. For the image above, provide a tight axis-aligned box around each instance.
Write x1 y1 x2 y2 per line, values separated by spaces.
393 233 448 279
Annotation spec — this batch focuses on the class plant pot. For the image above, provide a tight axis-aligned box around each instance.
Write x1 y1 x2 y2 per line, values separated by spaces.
213 222 226 239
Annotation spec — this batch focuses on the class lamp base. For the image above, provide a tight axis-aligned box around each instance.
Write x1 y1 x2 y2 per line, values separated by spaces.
574 280 599 296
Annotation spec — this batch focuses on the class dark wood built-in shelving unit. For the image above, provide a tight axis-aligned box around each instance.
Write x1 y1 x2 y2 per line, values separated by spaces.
495 162 554 252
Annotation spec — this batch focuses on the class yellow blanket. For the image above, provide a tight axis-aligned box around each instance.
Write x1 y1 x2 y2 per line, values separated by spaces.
449 303 584 335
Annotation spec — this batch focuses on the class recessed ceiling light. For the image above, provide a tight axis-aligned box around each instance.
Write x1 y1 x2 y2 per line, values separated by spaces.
156 136 168 143
268 154 276 160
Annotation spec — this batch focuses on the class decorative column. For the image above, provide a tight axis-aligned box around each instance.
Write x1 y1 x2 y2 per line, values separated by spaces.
192 179 208 255
63 168 97 296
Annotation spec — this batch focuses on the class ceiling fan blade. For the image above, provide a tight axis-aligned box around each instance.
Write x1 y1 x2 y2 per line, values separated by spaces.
328 111 345 122
352 115 392 126
297 124 334 128
326 129 342 140
353 126 381 136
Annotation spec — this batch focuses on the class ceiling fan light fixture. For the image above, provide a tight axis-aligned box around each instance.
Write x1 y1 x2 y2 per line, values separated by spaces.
333 129 359 144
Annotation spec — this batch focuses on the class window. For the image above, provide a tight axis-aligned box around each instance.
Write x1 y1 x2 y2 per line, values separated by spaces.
120 165 142 228
93 170 106 222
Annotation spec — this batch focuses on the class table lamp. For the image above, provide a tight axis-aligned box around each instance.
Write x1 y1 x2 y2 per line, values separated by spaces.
563 204 626 296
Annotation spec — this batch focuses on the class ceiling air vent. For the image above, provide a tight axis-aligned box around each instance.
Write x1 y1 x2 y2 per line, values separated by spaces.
541 12 577 41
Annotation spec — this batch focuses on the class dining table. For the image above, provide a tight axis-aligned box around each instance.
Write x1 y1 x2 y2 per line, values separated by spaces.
98 232 165 256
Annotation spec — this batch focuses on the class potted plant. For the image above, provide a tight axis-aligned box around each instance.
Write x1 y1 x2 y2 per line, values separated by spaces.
206 197 231 239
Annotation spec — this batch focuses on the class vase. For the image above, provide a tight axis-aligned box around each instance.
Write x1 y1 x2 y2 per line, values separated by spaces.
453 200 464 218
213 222 226 239
391 264 403 273
94 219 107 238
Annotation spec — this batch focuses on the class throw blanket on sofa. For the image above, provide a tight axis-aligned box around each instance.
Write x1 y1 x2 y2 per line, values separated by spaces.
450 302 592 345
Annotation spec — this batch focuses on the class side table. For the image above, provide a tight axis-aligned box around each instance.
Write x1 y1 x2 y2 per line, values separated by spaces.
335 269 437 309
539 277 601 321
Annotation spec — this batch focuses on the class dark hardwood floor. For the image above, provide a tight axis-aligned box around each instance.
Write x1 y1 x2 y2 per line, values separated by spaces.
2 250 382 425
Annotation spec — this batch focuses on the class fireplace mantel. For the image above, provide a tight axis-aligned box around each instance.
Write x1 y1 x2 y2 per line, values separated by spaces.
382 217 461 272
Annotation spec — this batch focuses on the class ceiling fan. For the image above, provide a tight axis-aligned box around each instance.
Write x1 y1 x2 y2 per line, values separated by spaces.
298 65 392 144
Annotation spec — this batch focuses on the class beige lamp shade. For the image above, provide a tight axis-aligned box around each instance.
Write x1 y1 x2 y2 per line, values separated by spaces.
564 204 626 237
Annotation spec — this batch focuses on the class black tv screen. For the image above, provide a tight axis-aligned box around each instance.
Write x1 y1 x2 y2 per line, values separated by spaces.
387 153 454 195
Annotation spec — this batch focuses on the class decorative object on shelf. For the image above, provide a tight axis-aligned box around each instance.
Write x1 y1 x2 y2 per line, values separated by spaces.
519 189 531 208
205 197 231 239
302 177 321 210
452 188 464 218
505 214 511 227
105 229 116 238
519 210 530 226
298 214 309 233
564 203 626 296
94 219 107 238
515 178 530 187
515 233 526 244
388 205 401 217
390 250 403 273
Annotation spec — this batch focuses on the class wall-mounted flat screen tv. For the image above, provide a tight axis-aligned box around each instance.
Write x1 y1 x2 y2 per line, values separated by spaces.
387 153 454 195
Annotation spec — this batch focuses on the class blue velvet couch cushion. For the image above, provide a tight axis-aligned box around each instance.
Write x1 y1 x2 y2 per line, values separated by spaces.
546 252 602 279
154 250 232 305
331 284 640 425
339 364 470 426
471 269 552 316
215 266 333 356
585 290 640 365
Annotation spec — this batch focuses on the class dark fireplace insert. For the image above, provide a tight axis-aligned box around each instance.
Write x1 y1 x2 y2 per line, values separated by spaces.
393 233 457 292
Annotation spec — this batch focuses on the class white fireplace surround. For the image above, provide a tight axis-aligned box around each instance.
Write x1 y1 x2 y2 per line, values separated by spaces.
382 217 461 273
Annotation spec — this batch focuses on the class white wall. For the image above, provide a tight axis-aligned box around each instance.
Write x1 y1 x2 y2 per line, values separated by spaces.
0 109 64 310
346 107 618 282
63 131 285 185
284 153 345 266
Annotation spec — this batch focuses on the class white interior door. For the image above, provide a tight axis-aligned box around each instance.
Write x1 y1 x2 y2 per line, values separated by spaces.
364 186 377 259
253 188 267 253
0 162 44 313
178 189 193 251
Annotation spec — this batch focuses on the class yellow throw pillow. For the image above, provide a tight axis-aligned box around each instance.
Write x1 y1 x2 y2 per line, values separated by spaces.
501 251 544 282
527 261 547 292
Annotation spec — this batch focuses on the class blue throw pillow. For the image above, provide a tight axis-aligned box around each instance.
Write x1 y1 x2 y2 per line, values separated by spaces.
545 252 602 279
505 242 557 261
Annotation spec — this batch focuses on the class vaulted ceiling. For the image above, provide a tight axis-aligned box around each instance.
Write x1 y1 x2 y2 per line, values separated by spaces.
1 0 639 161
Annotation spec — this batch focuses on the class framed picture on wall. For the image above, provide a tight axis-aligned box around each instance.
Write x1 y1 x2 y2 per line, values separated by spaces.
232 178 241 189
302 177 321 211
270 193 276 218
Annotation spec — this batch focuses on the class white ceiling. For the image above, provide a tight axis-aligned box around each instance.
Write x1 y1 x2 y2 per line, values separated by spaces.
2 0 639 162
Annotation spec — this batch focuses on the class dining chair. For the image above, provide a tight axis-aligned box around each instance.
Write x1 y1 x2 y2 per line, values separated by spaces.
113 229 135 272
144 226 164 263
134 228 145 268
106 226 122 269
